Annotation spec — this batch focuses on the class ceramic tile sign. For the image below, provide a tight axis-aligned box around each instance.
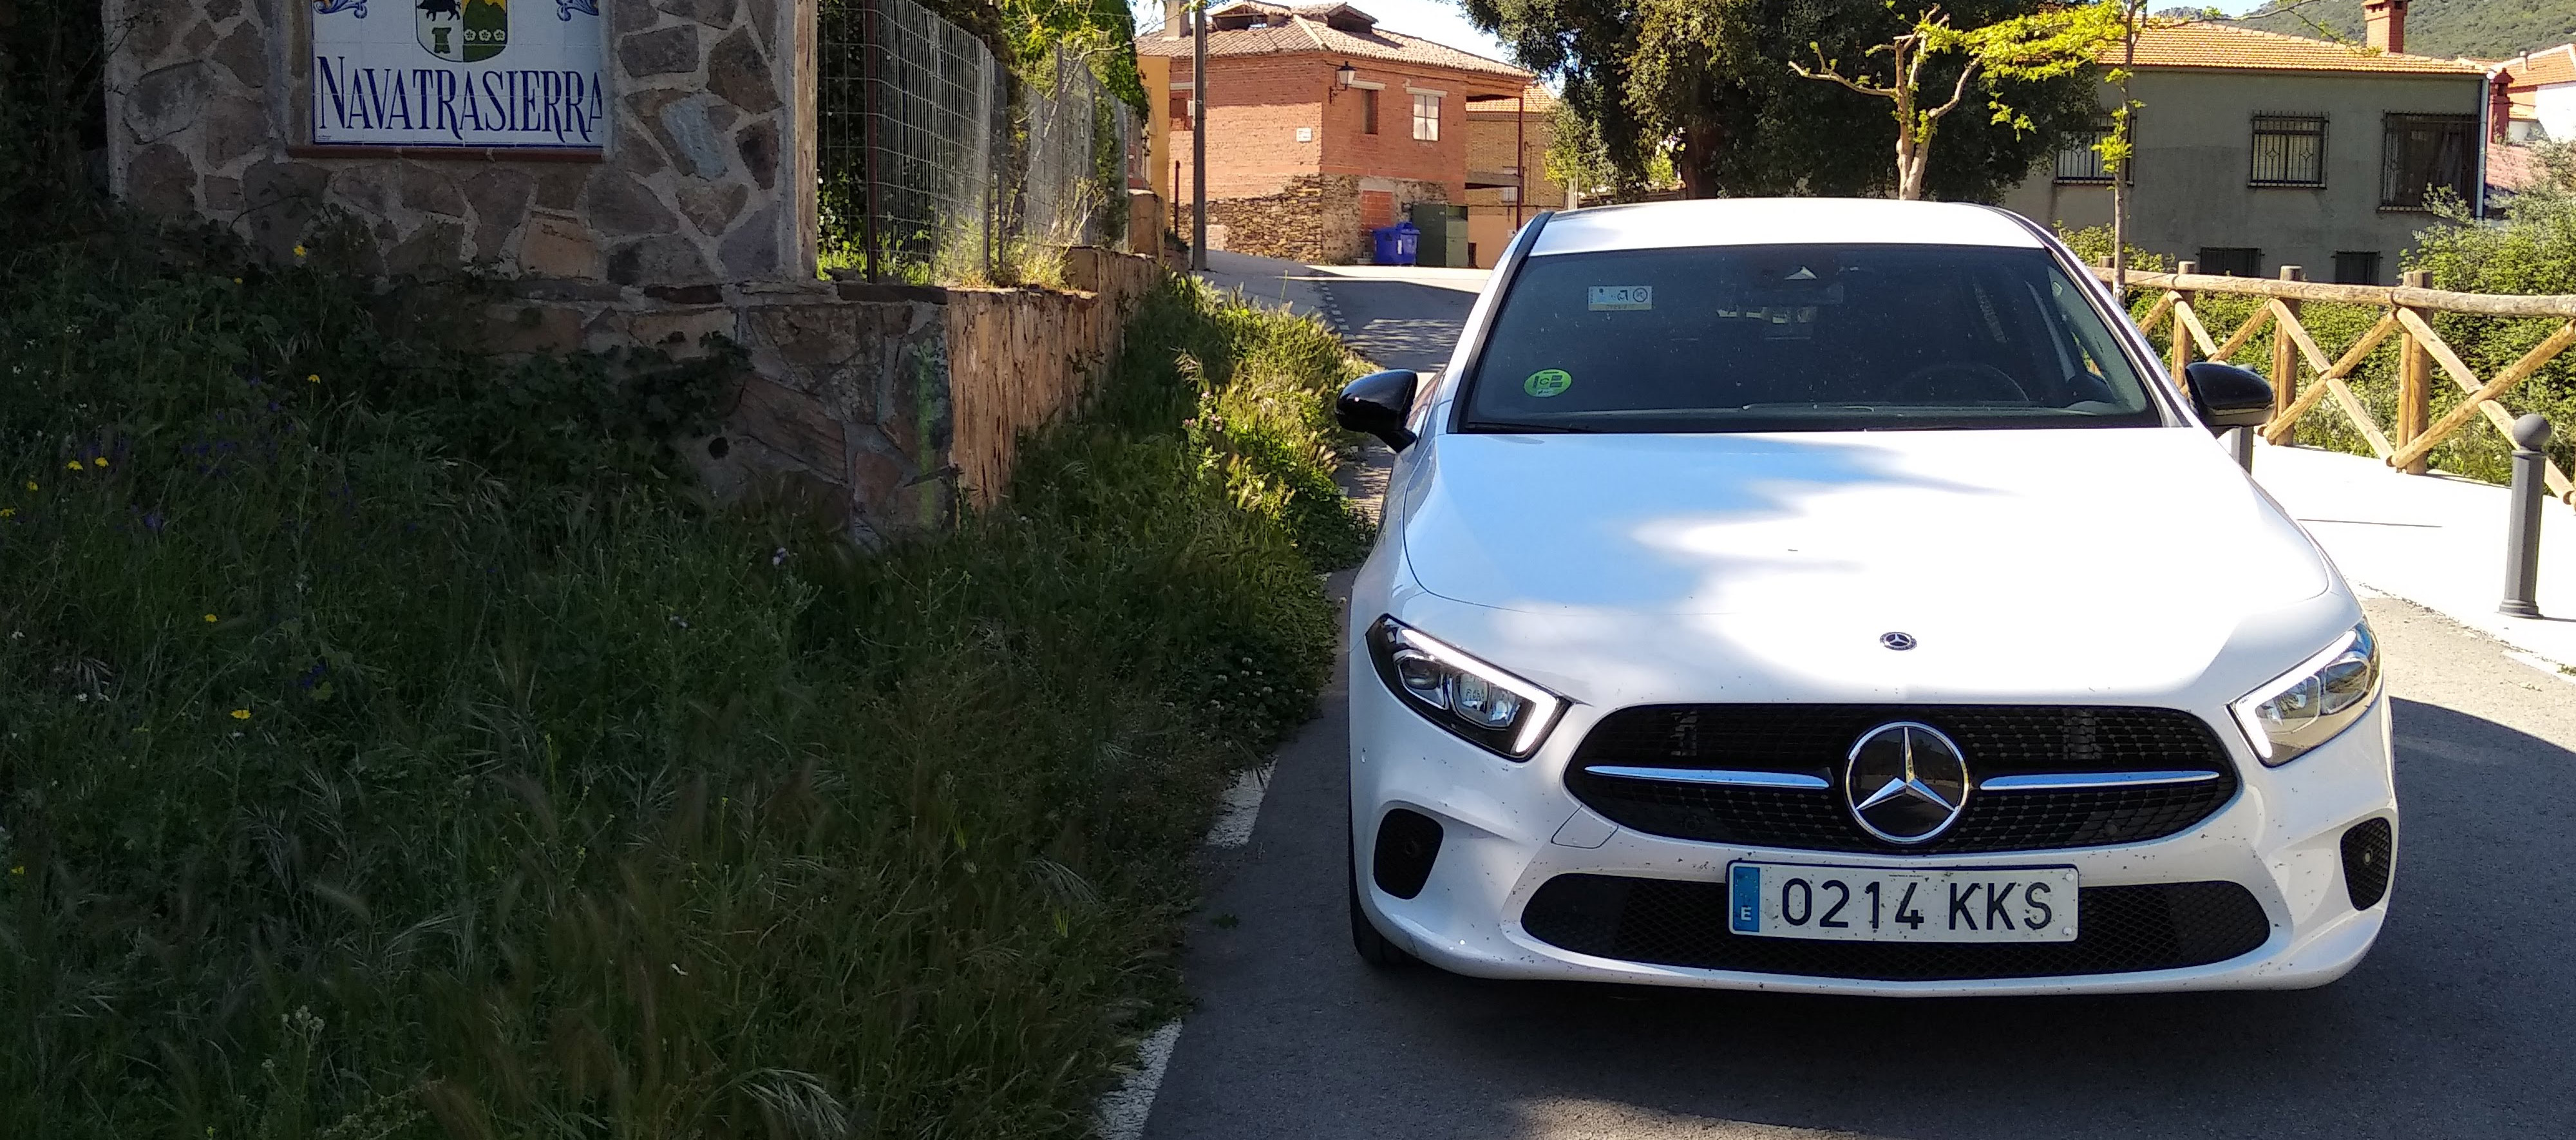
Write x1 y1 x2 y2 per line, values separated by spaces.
310 0 605 150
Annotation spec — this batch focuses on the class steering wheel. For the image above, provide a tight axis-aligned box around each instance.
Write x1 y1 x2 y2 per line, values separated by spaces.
1888 361 2032 404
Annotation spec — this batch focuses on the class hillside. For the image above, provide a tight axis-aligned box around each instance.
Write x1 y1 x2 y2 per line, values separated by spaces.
2234 0 2576 61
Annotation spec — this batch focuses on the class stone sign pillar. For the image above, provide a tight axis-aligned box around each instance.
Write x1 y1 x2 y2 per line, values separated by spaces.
102 0 817 285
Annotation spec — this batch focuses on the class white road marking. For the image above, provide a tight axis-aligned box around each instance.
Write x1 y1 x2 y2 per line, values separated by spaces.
1202 763 1276 848
1095 1019 1184 1140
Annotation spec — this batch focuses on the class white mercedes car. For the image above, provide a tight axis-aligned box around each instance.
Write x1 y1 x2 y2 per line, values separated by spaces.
1336 198 2394 995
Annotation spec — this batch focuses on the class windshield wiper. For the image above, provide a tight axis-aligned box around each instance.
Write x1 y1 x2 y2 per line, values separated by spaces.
1465 420 1594 433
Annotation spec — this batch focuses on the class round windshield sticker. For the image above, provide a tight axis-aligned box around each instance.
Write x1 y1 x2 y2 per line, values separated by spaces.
1524 368 1572 398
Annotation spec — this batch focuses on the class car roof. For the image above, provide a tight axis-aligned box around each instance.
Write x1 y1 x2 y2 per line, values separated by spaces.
1528 198 2046 257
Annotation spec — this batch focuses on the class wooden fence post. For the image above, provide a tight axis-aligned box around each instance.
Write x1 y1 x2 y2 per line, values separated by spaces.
2398 268 2432 475
2273 265 2302 424
2170 260 2197 386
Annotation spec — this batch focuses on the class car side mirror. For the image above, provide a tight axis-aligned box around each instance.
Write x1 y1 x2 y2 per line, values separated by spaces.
2184 362 2273 436
1336 368 1420 451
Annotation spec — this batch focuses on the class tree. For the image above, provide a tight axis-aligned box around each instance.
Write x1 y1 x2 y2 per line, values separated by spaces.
1792 3 2126 200
1463 0 2101 200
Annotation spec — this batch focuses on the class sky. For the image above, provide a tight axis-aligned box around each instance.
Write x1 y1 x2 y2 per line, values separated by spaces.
1130 0 2278 72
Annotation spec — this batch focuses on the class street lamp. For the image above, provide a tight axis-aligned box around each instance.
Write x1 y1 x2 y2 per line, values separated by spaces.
1335 61 1357 90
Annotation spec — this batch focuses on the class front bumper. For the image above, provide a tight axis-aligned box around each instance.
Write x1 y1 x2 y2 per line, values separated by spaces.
1347 667 2398 996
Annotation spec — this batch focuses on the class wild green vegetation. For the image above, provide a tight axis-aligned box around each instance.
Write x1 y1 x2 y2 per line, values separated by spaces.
0 223 1368 1137
2235 0 2576 61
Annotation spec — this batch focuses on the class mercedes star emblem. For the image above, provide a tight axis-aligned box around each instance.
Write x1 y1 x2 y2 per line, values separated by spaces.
1880 631 1917 651
1845 721 1970 844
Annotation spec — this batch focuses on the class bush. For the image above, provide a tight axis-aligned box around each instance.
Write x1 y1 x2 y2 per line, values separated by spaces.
0 227 1367 1139
2403 189 2576 482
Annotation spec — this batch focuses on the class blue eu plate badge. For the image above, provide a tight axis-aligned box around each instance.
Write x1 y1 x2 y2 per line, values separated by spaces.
1729 864 1762 933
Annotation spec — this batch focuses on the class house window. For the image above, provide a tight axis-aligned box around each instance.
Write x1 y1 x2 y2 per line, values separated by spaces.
2334 251 2383 285
2380 113 2475 209
1412 93 1440 141
2197 247 2262 278
1362 88 1378 135
1500 185 1519 204
1168 91 1190 131
2249 114 2326 185
2052 123 2121 184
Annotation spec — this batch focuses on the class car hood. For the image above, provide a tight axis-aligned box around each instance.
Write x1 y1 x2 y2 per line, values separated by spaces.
1392 428 2344 703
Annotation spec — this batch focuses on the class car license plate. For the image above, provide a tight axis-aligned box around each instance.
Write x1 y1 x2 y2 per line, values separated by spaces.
1725 861 2079 944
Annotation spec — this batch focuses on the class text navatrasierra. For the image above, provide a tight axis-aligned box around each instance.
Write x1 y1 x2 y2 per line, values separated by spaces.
310 0 605 151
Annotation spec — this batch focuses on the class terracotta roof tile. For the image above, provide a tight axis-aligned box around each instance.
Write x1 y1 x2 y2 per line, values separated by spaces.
1138 8 1531 82
2500 43 2576 88
2118 22 2485 75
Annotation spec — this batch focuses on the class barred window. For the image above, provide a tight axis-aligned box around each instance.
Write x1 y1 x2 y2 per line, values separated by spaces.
2196 247 2262 278
2249 114 2325 186
2334 251 2382 285
2054 124 2117 184
2381 114 2474 209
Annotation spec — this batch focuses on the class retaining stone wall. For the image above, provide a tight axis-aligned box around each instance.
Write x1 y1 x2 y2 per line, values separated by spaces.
483 249 1164 544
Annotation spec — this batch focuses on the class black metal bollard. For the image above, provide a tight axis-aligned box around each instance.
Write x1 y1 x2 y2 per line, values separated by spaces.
2501 413 2552 619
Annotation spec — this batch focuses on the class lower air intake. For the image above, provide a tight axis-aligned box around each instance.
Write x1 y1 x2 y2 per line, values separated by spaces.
2341 818 2395 910
1372 808 1444 900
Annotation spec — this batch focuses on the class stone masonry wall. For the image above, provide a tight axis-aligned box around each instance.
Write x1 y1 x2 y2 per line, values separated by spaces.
482 249 1164 543
103 0 811 283
1188 173 1447 264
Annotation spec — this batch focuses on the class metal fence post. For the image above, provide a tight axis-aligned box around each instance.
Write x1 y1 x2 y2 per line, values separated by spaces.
2503 413 2552 618
860 0 881 281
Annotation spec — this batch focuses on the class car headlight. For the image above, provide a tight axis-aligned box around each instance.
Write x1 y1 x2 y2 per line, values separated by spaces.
1366 616 1567 759
2228 622 2382 766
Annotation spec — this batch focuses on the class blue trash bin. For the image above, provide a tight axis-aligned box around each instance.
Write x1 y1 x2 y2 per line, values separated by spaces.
1372 222 1419 266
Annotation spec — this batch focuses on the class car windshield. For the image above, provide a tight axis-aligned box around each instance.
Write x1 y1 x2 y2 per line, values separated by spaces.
1463 243 2163 433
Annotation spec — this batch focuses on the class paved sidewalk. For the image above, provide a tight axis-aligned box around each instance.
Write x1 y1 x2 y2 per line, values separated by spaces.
2252 439 2576 670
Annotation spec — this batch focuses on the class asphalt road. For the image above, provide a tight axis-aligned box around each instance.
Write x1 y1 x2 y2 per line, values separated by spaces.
1138 268 2576 1139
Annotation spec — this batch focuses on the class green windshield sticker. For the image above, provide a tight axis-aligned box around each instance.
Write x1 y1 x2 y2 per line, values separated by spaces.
1524 368 1573 398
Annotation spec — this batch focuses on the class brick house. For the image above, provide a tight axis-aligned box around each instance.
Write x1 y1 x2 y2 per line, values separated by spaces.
1463 84 1562 267
1136 1 1531 263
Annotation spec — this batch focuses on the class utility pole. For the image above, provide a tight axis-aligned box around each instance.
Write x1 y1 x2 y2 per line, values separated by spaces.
1511 90 1525 231
1191 0 1209 271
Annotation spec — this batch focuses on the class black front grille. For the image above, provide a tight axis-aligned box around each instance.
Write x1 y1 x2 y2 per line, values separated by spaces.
1567 705 2238 853
1521 873 2273 980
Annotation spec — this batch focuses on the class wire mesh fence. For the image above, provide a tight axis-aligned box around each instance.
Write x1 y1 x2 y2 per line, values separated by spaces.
818 0 1138 284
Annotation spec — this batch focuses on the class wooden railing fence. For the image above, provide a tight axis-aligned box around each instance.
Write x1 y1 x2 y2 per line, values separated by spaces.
2093 261 2576 504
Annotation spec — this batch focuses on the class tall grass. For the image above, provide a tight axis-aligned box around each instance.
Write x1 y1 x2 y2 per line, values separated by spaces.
0 227 1367 1137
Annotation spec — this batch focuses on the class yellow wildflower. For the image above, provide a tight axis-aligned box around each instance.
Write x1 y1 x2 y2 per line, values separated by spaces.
92 457 107 468
22 481 33 491
8 866 21 877
0 508 12 519
307 374 321 384
202 614 218 623
293 244 308 258
229 708 251 720
64 459 81 471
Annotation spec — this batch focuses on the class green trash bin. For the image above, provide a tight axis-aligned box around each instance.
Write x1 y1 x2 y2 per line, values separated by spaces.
1407 202 1469 269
